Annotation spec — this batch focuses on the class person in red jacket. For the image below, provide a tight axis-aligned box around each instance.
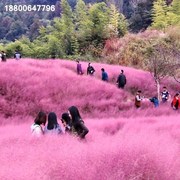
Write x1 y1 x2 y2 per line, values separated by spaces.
171 93 180 110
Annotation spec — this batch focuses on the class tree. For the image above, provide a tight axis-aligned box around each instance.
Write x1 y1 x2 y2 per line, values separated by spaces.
48 1 61 19
47 35 64 58
107 4 128 38
74 0 92 49
88 2 109 45
59 0 76 55
118 13 128 37
173 69 180 83
170 0 180 25
151 0 168 30
152 0 180 29
28 19 42 40
129 1 153 32
146 42 180 100
107 4 120 38
171 0 180 15
48 0 76 56
74 0 88 30
6 20 27 41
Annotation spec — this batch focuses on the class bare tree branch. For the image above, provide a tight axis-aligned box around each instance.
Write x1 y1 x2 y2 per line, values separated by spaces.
145 42 180 99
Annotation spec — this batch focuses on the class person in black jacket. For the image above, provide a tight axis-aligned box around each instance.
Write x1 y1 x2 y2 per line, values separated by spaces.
87 63 95 75
1 51 7 62
68 106 89 139
116 70 127 89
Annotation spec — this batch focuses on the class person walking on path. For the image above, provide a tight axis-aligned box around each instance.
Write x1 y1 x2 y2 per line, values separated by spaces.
77 60 83 75
87 63 95 75
101 68 108 82
116 70 127 89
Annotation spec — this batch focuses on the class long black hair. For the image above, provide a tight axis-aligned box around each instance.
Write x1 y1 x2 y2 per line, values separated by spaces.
34 111 47 125
68 106 82 123
47 112 59 130
61 112 71 125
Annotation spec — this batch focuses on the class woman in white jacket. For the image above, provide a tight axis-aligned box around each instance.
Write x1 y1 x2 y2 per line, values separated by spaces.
31 111 47 137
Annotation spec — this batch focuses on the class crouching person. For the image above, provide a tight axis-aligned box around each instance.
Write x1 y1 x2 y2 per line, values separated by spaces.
149 96 159 108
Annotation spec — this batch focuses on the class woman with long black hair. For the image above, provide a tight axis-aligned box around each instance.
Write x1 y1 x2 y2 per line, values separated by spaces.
68 106 89 139
44 112 63 135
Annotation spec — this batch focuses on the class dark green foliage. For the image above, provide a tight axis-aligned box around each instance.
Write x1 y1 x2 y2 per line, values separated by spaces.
1 0 130 59
6 21 27 41
5 0 179 60
0 0 168 43
151 0 180 30
0 0 60 42
129 1 153 32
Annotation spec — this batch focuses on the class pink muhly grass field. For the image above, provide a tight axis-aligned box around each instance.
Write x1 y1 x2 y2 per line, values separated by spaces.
0 59 179 180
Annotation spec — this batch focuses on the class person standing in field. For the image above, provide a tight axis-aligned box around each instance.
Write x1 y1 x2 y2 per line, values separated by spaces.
161 87 170 103
31 111 47 137
116 70 127 89
171 93 180 110
135 90 143 108
68 106 89 139
14 51 21 60
61 112 72 134
87 63 95 75
101 68 108 81
76 60 83 75
1 51 7 62
44 112 63 135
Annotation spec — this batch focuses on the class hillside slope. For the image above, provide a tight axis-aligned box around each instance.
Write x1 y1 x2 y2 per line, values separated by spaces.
0 59 179 121
0 59 179 180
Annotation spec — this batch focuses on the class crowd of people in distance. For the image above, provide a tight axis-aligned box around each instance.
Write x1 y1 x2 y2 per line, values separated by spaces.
31 106 89 139
77 60 127 88
77 60 180 110
135 87 180 110
0 50 21 62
